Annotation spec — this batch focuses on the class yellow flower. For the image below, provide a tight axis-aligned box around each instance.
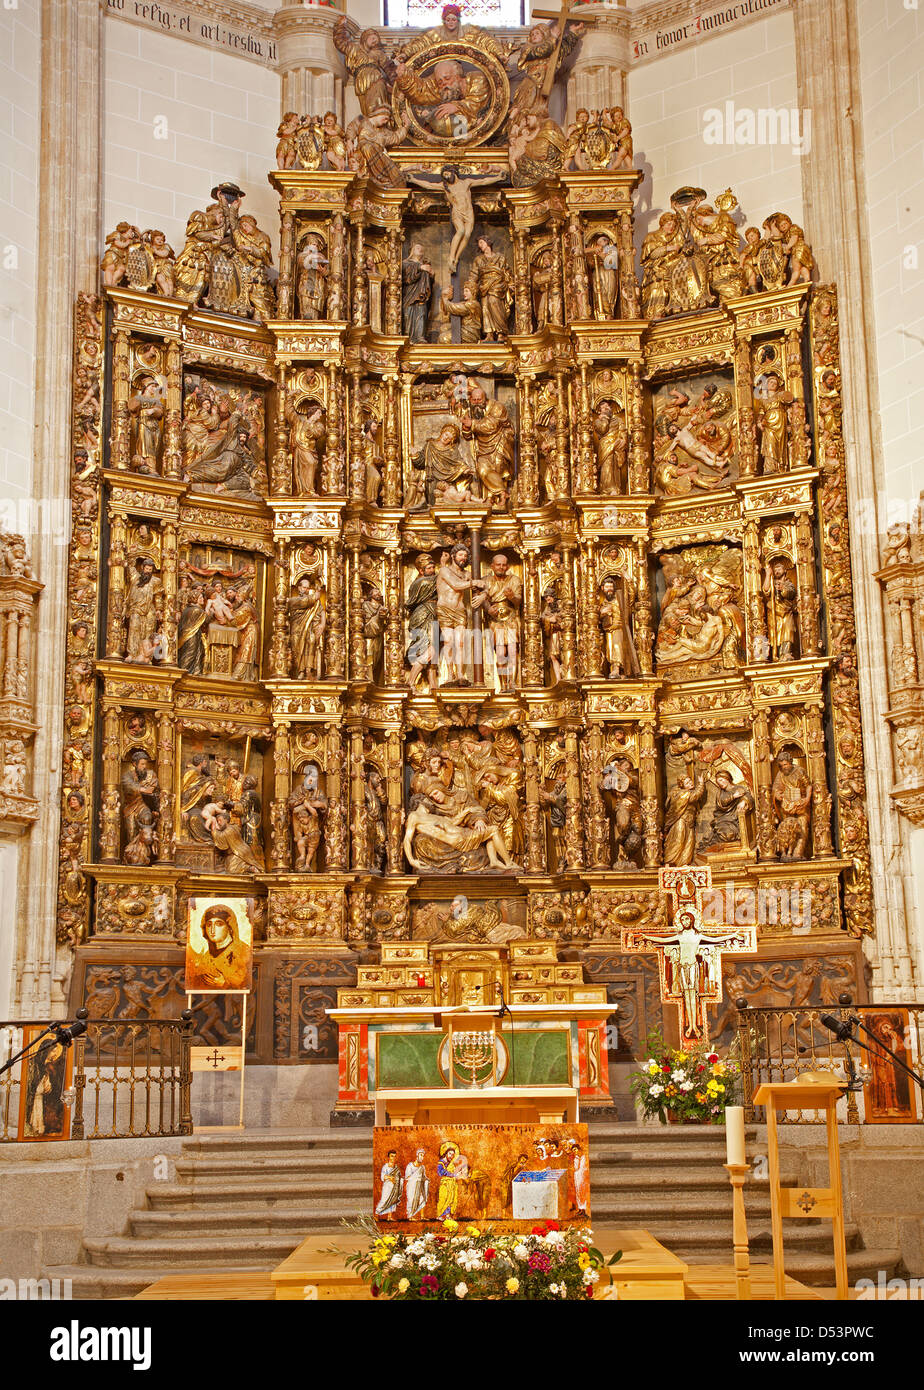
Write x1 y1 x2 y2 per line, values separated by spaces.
675 1051 687 1062
506 1277 520 1294
578 1252 591 1269
443 1218 458 1232
397 1277 409 1293
716 1083 725 1092
467 1226 480 1237
695 1091 707 1103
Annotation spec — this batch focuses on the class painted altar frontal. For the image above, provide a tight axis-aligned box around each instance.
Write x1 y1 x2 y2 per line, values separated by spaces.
372 1122 591 1231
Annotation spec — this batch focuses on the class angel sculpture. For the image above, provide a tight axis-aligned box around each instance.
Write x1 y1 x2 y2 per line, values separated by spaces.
405 165 508 275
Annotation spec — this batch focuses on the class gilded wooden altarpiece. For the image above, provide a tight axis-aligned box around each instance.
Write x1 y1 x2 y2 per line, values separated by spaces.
62 18 871 1091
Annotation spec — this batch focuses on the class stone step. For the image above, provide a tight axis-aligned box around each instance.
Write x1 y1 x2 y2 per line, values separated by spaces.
82 1232 321 1269
129 1207 367 1239
43 1264 270 1302
180 1130 370 1154
174 1156 369 1182
147 1180 369 1210
775 1247 902 1287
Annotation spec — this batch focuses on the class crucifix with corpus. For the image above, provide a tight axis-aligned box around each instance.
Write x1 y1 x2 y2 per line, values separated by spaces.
620 865 757 1047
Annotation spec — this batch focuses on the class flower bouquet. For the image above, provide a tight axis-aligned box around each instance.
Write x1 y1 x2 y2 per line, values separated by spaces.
341 1214 621 1300
629 1029 740 1124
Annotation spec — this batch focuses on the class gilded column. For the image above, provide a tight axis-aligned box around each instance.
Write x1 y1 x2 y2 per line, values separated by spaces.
586 725 609 868
105 515 127 659
272 363 291 496
327 213 347 323
325 361 344 494
522 550 543 686
794 511 820 656
522 728 545 873
2 609 18 698
633 539 653 676
324 537 346 678
518 376 538 505
349 727 367 869
576 363 595 494
110 329 131 470
278 209 296 320
270 537 291 677
99 702 121 862
325 725 347 871
156 711 175 863
348 539 366 680
383 377 401 506
351 221 367 327
583 539 603 678
161 522 178 666
617 210 639 319
805 701 834 858
163 337 183 480
743 519 768 662
348 368 365 502
627 364 648 493
271 721 292 870
513 227 531 334
558 543 578 681
385 728 403 873
563 729 584 869
786 328 810 470
638 721 660 868
384 549 403 686
385 229 402 335
752 709 776 859
735 337 758 478
555 372 571 497
549 215 564 327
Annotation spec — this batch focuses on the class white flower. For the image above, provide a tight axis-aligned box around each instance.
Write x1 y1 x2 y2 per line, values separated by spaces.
546 1230 565 1246
419 1253 439 1271
550 1283 560 1294
389 1253 406 1268
671 1069 686 1082
455 1282 468 1299
680 1081 694 1092
649 1083 664 1096
513 1244 528 1259
583 1268 599 1285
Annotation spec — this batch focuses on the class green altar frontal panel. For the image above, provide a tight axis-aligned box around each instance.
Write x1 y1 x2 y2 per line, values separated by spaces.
372 1025 572 1090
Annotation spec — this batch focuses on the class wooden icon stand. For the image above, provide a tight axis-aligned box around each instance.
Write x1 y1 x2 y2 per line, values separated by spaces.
753 1076 849 1301
188 989 248 1131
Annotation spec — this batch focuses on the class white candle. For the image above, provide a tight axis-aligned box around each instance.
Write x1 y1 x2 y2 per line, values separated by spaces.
725 1105 746 1166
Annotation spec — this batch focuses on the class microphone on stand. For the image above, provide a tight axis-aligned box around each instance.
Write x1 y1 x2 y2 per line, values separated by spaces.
819 1013 856 1043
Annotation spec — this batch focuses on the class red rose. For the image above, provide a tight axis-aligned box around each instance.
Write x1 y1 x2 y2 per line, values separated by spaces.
662 1064 671 1072
708 1053 718 1063
585 1286 594 1298
485 1248 496 1261
546 1220 560 1231
532 1225 546 1235
696 1064 705 1072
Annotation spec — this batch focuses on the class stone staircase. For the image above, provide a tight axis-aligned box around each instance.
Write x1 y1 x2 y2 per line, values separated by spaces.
44 1124 902 1299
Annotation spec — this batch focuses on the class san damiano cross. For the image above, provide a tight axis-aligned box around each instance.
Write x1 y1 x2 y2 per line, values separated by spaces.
619 865 757 1047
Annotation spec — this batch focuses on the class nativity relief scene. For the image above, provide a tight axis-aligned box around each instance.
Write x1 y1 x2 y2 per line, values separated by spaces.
58 1 873 1097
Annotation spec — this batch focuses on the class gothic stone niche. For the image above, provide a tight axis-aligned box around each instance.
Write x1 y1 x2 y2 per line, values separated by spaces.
126 342 167 476
652 370 739 497
177 542 264 682
176 736 265 874
402 203 512 344
182 373 267 498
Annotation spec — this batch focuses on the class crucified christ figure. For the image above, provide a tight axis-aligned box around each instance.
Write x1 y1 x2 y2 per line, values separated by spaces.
406 165 507 274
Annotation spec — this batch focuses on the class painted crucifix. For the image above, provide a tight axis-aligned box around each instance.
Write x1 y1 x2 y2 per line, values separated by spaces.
620 865 757 1046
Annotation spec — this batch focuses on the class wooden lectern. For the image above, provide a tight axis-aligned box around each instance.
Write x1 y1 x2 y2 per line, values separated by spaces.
753 1076 848 1301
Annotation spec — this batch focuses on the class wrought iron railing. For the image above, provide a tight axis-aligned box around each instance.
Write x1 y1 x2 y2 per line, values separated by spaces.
0 1015 194 1141
735 999 924 1125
